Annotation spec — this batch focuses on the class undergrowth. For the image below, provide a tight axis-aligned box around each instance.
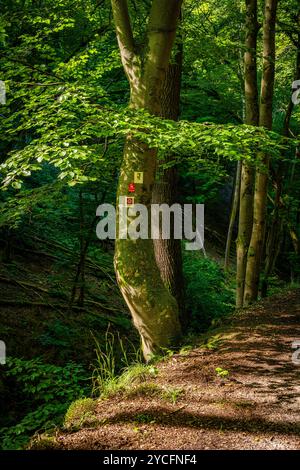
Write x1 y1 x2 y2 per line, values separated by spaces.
184 253 235 330
0 254 238 450
0 358 90 450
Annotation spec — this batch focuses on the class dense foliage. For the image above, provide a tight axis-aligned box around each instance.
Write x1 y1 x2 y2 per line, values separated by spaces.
0 0 299 450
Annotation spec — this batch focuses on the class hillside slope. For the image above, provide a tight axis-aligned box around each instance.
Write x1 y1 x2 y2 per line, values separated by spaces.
41 289 300 450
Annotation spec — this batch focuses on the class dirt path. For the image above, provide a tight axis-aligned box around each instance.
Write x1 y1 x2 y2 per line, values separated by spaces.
56 290 300 450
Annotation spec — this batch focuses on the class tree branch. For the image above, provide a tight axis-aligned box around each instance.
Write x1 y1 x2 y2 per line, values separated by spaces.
111 0 136 80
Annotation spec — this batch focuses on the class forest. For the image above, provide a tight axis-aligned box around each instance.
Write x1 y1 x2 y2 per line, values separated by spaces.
0 0 300 455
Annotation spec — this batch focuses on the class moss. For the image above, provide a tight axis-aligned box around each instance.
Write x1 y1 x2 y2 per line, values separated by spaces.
28 434 61 450
126 382 184 404
64 398 98 429
125 382 162 398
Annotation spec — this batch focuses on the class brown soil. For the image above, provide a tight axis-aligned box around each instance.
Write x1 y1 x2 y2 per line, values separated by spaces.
56 289 300 450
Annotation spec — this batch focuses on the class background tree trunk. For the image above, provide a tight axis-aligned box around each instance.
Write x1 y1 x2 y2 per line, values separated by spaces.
236 0 259 307
225 161 241 272
244 0 278 305
262 18 300 297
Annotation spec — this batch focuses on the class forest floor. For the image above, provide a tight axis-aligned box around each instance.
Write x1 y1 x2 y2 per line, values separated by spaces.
48 289 300 450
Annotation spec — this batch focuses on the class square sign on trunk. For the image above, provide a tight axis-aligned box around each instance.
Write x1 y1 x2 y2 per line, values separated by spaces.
125 197 135 207
134 172 143 184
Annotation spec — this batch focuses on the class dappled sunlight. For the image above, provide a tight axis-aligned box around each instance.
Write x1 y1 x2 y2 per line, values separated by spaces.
55 290 300 450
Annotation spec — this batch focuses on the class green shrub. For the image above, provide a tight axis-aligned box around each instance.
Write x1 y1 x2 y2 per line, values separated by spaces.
0 404 67 450
0 357 90 450
184 253 234 331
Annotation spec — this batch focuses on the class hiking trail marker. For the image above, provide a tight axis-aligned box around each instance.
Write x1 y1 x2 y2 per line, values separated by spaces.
128 183 135 193
134 172 143 184
125 197 135 207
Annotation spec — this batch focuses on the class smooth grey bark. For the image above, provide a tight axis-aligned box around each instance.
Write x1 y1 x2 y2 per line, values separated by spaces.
244 0 278 305
111 0 183 359
236 0 260 307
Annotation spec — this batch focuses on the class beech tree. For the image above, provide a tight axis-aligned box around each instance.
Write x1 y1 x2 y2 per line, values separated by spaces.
262 9 300 296
244 0 278 305
111 0 183 359
236 0 260 307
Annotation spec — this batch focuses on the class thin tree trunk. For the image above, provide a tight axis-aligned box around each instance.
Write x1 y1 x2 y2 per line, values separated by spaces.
262 21 300 297
236 0 260 307
226 18 245 275
244 0 278 305
78 190 85 307
112 0 183 359
225 161 241 272
69 190 85 309
70 192 106 309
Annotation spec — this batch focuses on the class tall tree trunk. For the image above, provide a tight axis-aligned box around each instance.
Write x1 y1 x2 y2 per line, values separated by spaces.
262 20 300 297
152 42 186 327
236 0 259 307
111 0 183 359
244 0 278 305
